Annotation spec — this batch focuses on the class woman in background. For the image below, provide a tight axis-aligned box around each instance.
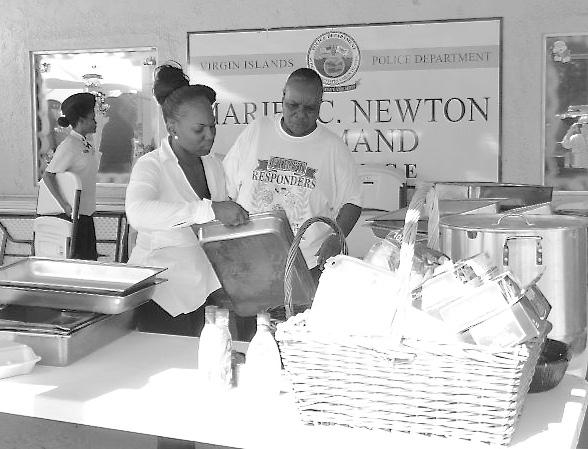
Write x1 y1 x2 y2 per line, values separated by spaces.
125 63 249 339
43 92 99 260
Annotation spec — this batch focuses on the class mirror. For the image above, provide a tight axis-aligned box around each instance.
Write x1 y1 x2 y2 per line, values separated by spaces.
543 34 588 191
32 47 159 185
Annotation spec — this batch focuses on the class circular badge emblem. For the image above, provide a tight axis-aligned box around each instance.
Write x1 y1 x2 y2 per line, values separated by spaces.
307 31 360 87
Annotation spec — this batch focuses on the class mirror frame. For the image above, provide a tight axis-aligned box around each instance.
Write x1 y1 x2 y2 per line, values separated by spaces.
31 47 159 186
542 33 588 191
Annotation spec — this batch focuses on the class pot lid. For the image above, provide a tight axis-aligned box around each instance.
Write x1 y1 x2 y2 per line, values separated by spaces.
439 213 588 231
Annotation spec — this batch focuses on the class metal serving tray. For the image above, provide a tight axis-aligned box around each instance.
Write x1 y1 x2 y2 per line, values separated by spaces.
0 257 166 296
0 305 103 335
0 279 164 314
369 199 500 238
433 182 553 211
0 307 137 366
197 210 316 317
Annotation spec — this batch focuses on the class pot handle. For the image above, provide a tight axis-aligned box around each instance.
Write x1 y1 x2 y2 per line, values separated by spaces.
496 213 532 226
503 235 543 266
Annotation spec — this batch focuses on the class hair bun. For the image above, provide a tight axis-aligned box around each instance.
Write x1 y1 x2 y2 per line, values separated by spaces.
57 116 70 127
153 62 190 105
193 84 217 104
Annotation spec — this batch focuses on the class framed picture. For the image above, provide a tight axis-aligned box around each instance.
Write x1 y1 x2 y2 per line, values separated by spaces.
543 33 588 191
188 19 502 184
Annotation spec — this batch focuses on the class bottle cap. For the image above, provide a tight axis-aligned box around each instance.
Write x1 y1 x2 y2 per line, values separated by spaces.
257 312 271 327
215 308 230 325
204 305 217 324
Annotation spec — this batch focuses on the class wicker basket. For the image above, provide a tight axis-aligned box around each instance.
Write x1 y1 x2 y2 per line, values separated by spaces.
267 215 348 323
275 184 544 446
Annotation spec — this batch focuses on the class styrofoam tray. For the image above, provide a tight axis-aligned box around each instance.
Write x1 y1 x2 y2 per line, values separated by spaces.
0 340 41 379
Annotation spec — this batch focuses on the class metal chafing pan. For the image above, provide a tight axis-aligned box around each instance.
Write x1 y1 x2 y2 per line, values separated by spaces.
0 279 165 314
0 305 103 335
0 305 137 366
433 182 553 210
0 257 166 296
369 199 501 238
197 210 316 317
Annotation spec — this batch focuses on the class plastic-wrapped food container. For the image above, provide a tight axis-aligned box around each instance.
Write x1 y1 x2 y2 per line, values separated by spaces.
455 251 500 281
435 271 522 332
464 295 547 347
0 340 41 379
523 283 552 320
417 268 483 314
308 255 401 336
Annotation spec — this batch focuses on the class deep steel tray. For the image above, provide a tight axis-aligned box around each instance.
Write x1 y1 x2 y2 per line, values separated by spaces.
197 210 316 317
0 308 137 366
433 182 553 210
0 305 102 335
0 257 166 296
369 199 500 237
0 279 164 314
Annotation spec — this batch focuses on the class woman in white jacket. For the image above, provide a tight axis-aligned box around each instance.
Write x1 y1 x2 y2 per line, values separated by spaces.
126 63 249 336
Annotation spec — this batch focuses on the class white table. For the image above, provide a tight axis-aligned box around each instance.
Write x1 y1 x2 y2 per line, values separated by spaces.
0 331 585 449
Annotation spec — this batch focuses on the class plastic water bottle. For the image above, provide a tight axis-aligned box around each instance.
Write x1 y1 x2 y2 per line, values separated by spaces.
197 305 219 382
244 312 282 397
214 308 233 390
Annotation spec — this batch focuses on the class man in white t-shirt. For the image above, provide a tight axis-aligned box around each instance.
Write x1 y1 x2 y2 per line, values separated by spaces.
223 68 363 282
562 115 588 169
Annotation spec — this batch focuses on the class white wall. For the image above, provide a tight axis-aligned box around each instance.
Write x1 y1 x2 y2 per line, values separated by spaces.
1 0 588 199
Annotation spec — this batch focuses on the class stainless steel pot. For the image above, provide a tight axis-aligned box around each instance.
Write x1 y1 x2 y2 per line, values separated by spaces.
439 213 588 353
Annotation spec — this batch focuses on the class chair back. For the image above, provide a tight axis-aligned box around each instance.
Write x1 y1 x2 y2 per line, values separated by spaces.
37 172 82 219
35 172 81 258
33 217 73 259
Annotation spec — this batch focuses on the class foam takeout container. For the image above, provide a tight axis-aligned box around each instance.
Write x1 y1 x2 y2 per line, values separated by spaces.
0 340 41 379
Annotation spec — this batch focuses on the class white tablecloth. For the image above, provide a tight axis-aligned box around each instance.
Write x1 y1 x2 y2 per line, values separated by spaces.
0 332 585 449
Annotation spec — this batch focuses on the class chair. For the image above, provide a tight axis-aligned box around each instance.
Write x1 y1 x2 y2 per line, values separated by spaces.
0 219 34 266
33 172 81 259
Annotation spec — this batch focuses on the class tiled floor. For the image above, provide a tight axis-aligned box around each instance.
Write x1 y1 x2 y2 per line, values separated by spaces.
0 414 232 449
579 416 588 449
0 414 156 449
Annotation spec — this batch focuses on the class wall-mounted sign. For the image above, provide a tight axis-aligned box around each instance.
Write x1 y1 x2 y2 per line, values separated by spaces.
188 19 502 182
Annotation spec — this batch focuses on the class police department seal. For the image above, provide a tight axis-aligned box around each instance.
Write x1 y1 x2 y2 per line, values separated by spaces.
307 31 360 88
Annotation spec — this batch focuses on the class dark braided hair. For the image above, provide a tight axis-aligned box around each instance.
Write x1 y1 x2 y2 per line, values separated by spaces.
153 62 217 123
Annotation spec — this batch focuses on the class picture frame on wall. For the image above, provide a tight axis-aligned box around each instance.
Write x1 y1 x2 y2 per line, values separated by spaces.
543 33 588 191
187 18 502 185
